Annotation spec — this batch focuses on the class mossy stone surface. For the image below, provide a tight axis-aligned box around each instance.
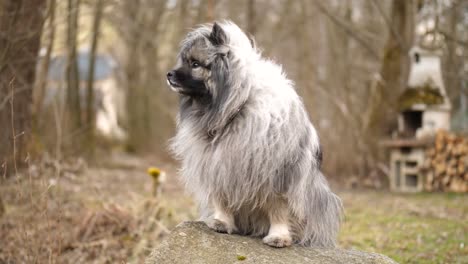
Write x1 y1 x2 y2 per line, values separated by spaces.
399 81 444 110
145 221 398 264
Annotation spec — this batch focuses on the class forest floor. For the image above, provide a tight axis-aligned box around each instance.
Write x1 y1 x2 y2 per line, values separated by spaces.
0 153 466 264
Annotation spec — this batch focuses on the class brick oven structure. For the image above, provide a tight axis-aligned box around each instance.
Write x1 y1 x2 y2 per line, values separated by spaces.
383 46 451 192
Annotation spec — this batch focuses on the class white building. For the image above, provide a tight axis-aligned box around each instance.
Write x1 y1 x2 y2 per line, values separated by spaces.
44 51 127 141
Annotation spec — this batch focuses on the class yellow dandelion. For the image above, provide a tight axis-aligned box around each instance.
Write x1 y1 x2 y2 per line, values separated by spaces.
147 167 161 178
147 167 166 197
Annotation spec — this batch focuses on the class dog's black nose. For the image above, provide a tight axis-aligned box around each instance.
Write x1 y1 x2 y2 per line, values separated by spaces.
167 71 174 78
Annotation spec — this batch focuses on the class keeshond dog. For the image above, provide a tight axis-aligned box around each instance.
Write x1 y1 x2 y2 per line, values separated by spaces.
167 21 342 248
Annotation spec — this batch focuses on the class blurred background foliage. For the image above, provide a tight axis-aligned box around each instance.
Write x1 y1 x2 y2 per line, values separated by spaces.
1 0 467 183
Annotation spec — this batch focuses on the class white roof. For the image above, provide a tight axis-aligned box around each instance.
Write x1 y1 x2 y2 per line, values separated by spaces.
407 46 451 109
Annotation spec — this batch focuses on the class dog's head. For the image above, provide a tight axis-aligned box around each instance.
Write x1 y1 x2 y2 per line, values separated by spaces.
166 23 230 98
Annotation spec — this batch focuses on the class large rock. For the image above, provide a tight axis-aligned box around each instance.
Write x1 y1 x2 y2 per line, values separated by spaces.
146 221 397 264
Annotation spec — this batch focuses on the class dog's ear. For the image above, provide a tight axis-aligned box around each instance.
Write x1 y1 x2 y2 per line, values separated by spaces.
211 50 229 106
210 43 230 120
209 22 227 46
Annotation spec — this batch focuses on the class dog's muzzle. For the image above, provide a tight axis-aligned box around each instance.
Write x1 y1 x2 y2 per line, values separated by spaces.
166 71 181 92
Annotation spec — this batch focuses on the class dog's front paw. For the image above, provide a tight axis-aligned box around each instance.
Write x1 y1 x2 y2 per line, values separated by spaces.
262 234 292 248
206 219 238 234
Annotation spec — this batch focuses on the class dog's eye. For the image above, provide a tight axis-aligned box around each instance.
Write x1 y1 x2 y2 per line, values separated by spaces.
190 61 200 68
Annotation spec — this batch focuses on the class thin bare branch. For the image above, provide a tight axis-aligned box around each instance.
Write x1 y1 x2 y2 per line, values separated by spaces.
311 0 381 60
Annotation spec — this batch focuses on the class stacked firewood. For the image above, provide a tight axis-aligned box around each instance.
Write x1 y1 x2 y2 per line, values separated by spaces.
422 130 468 192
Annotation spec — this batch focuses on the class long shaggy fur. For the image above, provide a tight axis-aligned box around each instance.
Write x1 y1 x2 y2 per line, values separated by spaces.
170 21 342 247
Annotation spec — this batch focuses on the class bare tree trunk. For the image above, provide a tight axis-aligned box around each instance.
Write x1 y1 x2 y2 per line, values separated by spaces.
0 196 4 216
143 0 171 148
0 0 47 174
34 0 56 121
370 0 414 127
246 0 256 35
444 2 460 104
125 0 143 152
125 0 170 152
206 0 214 21
364 0 414 172
85 0 104 156
66 0 82 135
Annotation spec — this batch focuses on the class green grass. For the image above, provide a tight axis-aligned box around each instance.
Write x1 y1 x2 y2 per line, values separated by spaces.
338 191 467 264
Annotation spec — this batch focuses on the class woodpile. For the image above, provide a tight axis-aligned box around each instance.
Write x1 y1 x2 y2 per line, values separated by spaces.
422 130 468 192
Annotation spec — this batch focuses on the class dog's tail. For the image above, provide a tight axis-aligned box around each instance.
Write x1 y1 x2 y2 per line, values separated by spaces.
289 170 343 248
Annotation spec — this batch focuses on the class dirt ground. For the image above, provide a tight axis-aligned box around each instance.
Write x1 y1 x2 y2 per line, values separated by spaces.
0 153 466 264
0 153 191 264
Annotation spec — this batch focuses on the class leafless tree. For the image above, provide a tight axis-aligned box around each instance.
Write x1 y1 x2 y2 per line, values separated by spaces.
246 0 256 35
34 0 56 121
66 0 82 135
84 0 104 155
8 0 464 182
0 0 47 173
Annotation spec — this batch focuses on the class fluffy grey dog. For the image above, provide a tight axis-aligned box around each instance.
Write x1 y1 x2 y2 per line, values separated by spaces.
167 21 342 248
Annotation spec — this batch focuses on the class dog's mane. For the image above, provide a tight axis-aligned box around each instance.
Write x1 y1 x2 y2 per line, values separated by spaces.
177 21 260 140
